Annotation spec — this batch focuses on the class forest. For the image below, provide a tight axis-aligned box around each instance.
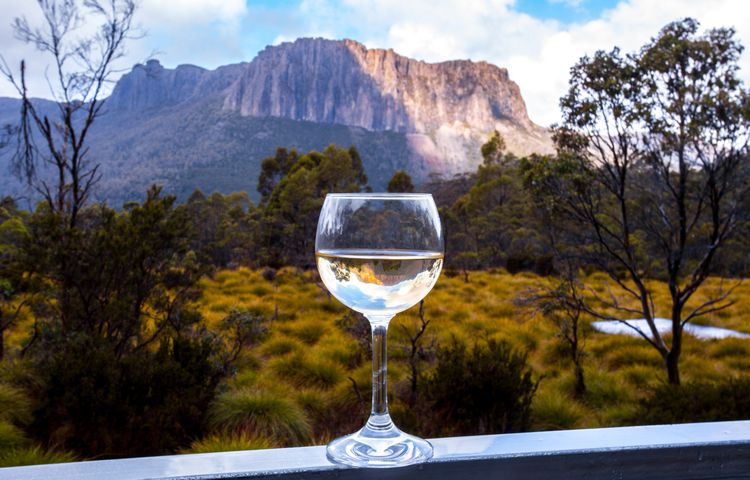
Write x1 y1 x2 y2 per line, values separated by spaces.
1 13 750 468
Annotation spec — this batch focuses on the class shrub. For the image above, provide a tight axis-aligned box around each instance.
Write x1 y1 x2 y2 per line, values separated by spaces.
636 377 750 425
425 338 538 436
29 333 224 457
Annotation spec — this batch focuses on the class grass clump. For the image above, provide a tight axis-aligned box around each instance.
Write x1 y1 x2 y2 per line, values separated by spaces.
271 353 344 389
210 389 312 446
284 320 328 345
185 433 274 453
261 337 303 357
0 446 76 468
531 391 585 430
0 384 31 426
0 421 28 450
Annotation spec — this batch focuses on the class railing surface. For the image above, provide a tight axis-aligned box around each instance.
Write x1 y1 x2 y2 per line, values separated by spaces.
2 421 750 480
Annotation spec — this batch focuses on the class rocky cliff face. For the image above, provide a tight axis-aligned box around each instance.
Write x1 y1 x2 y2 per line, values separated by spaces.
1 38 553 204
220 38 552 174
108 38 552 176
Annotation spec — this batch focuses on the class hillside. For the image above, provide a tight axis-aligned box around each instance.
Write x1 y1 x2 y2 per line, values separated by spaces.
0 38 553 205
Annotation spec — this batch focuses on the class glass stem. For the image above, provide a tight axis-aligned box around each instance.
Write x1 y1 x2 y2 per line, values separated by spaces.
369 316 392 420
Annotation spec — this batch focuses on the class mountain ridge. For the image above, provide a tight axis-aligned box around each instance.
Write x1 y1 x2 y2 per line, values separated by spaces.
1 37 553 205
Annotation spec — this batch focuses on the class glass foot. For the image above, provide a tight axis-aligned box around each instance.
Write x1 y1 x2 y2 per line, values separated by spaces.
326 414 433 468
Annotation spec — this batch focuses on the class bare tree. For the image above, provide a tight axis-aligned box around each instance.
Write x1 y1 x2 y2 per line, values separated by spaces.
0 0 138 227
399 300 435 407
523 19 750 385
517 270 587 397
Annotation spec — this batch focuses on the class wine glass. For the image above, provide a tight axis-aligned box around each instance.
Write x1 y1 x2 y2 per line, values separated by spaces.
315 193 444 468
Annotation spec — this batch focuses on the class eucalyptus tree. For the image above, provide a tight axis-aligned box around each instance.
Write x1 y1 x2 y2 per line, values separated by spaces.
524 18 750 384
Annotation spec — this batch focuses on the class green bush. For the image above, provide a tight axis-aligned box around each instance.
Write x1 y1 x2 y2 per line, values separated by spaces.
425 338 538 436
636 377 750 424
29 333 223 457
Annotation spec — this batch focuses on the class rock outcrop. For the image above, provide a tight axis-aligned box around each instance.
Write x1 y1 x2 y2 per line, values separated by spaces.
220 38 552 173
3 38 553 204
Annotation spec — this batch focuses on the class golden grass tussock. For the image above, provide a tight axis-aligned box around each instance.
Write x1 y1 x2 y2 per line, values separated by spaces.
531 390 586 431
0 446 77 468
184 433 275 453
0 421 28 450
0 384 32 426
209 388 312 446
261 336 304 357
196 266 750 451
270 352 344 389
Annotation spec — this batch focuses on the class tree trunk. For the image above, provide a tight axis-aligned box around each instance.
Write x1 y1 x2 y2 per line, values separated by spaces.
573 359 586 397
666 349 681 385
667 305 684 385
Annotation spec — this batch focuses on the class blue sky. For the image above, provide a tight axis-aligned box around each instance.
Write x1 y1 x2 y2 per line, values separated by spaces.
1 0 748 126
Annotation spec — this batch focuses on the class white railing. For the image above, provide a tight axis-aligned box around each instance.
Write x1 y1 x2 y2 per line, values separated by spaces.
2 421 750 480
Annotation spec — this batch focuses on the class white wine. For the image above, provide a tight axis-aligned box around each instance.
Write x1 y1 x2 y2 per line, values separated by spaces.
316 249 443 317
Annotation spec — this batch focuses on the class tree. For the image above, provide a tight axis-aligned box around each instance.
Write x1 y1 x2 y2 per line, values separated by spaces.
517 270 588 397
445 132 547 272
184 190 258 268
523 19 750 384
387 170 415 193
19 187 229 456
0 0 139 228
261 145 368 267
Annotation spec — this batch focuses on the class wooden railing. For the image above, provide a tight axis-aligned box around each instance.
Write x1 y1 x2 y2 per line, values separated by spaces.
2 421 750 480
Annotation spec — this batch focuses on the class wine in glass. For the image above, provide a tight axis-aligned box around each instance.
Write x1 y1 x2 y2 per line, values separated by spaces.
315 193 444 468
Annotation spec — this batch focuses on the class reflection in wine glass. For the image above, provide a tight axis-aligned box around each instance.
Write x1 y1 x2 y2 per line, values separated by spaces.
315 193 443 468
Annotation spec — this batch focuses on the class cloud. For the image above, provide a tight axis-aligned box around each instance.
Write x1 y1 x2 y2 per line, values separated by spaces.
138 0 247 26
0 0 250 99
282 0 750 126
2 0 749 128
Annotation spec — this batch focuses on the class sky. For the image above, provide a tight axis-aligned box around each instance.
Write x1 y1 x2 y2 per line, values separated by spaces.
1 0 749 126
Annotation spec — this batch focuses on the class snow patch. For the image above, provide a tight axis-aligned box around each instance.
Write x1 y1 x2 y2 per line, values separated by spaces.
592 318 750 340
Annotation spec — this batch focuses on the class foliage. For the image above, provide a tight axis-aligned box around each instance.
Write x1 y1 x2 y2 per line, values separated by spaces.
184 191 259 268
8 187 233 458
387 170 415 193
637 377 750 424
440 131 549 274
523 18 750 384
426 338 538 435
28 332 224 457
0 198 30 360
258 145 369 267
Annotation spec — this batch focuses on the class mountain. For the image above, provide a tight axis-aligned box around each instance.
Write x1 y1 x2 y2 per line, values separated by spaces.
0 38 552 205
